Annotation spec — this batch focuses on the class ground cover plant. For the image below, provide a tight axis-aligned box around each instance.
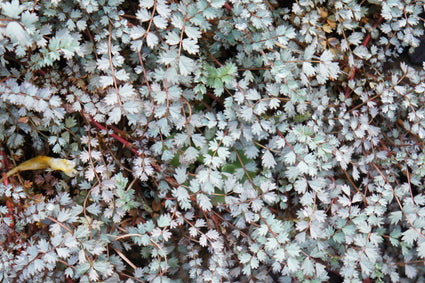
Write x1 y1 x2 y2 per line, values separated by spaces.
1 0 425 282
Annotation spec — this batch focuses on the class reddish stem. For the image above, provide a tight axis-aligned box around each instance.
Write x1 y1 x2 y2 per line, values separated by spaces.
89 118 139 156
89 117 167 174
345 16 383 98
0 147 10 185
0 146 14 228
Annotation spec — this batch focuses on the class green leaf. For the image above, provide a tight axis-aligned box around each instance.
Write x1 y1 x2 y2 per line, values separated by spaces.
115 173 128 189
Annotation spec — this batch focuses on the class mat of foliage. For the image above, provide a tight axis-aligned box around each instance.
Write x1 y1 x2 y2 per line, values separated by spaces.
1 0 425 282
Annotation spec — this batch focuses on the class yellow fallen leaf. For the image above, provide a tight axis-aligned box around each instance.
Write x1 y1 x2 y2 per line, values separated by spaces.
2 156 77 181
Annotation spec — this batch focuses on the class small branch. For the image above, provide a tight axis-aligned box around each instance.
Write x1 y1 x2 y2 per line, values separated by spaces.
88 117 138 156
342 168 368 205
345 16 383 98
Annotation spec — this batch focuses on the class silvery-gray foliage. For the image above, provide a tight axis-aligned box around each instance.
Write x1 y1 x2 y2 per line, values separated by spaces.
0 0 425 281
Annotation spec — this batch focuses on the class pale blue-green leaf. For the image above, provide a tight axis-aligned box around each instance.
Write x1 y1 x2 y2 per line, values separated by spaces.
119 83 135 98
57 208 73 222
77 20 87 31
123 101 141 114
210 0 225 8
263 191 277 203
140 0 154 8
327 62 340 79
136 8 151 22
405 264 417 279
93 260 114 277
191 134 206 148
401 227 418 245
104 91 118 105
251 198 263 212
167 85 182 100
156 0 171 18
182 38 199 55
352 165 360 180
203 7 218 19
184 25 201 40
240 105 253 121
309 179 326 191
262 150 276 169
389 211 402 224
48 136 57 145
184 146 199 163
195 219 207 228
52 143 61 153
173 186 191 209
269 98 280 109
265 237 279 250
206 229 219 240
43 251 58 264
294 178 308 194
245 144 259 159
285 151 296 165
134 268 144 278
56 247 70 259
33 258 45 273
316 262 327 278
199 234 208 247
166 31 181 45
146 32 159 48
174 167 188 184
171 13 184 29
157 214 171 227
130 26 146 40
353 45 371 59
341 184 351 196
37 239 50 253
348 32 363 45
115 69 129 81
364 245 379 263
86 203 101 215
6 22 31 47
154 15 168 29
287 256 300 272
246 89 260 100
100 75 114 88
50 95 62 107
179 55 195 76
107 107 122 124
1 0 24 19
301 257 314 276
174 132 189 147
304 45 315 60
251 256 259 269
197 193 212 211
302 62 316 76
320 49 334 62
285 243 300 257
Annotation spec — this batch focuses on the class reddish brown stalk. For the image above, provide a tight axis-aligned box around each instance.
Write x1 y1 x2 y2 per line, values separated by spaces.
0 146 16 235
88 117 168 175
345 16 384 98
89 117 138 156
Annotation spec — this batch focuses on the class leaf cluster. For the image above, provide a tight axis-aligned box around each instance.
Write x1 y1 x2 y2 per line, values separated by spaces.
1 0 425 282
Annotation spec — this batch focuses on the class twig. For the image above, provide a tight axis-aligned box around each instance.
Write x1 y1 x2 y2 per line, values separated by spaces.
344 16 384 98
